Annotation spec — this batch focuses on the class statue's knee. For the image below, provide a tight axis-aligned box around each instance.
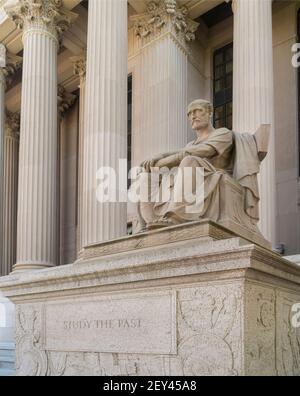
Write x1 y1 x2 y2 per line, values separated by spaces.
179 156 198 168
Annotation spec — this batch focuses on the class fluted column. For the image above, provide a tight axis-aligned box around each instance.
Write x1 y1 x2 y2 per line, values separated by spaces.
232 0 276 243
3 112 20 276
6 0 76 272
0 46 5 276
57 85 76 265
0 46 22 276
71 55 86 256
81 0 128 247
132 0 199 166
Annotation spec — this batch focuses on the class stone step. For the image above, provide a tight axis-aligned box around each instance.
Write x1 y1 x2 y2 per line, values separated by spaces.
0 368 15 377
0 354 14 363
0 351 15 361
0 347 14 355
0 343 15 373
0 342 15 351
0 362 14 370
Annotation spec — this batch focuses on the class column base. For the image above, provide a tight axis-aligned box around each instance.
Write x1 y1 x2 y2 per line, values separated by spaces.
0 224 300 376
12 262 54 273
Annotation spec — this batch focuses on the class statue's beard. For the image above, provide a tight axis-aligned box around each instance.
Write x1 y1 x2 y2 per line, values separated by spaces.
192 120 209 131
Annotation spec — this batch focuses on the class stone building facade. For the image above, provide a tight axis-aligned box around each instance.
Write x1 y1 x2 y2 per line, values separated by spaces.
0 0 299 376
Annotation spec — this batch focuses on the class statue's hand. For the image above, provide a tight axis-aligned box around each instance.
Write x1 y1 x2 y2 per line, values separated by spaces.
156 152 185 169
140 154 165 172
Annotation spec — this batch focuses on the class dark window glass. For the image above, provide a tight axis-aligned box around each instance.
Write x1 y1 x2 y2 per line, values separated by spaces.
215 106 224 121
213 43 233 130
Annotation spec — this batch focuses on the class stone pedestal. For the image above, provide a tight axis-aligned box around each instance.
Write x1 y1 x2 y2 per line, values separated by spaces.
0 222 299 376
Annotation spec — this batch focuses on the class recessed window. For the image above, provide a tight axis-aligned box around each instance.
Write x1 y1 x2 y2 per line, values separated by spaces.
213 43 233 130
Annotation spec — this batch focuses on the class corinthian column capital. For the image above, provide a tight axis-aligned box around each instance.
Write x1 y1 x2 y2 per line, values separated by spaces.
132 0 199 46
0 44 7 87
5 111 20 140
5 0 77 44
0 44 22 89
0 44 5 67
58 85 76 118
71 55 86 83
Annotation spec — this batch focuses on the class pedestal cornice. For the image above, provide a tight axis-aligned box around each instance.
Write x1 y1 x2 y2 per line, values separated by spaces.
0 222 299 303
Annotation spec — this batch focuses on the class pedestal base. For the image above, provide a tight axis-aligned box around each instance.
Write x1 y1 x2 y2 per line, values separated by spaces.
0 223 299 376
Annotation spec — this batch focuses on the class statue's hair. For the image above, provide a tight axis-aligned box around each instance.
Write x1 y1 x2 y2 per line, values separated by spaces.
187 99 213 115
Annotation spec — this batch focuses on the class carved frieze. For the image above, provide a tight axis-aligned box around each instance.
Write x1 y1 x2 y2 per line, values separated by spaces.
177 284 242 376
15 305 48 376
276 291 300 376
13 283 300 376
245 284 276 376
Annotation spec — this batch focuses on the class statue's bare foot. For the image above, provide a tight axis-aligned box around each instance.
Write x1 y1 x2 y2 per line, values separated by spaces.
146 218 175 230
163 211 182 225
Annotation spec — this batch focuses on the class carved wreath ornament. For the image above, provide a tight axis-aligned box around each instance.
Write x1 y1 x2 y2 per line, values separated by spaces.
134 0 199 43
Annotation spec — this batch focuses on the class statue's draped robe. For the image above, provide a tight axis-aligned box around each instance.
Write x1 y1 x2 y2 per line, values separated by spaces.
135 128 261 230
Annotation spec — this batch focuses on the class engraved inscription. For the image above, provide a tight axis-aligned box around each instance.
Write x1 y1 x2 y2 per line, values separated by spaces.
43 291 176 355
63 318 142 330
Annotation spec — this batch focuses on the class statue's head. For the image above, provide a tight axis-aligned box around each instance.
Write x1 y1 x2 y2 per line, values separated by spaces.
187 99 213 131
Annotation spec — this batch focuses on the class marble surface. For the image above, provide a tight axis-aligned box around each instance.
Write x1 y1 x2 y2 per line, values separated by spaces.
0 224 299 376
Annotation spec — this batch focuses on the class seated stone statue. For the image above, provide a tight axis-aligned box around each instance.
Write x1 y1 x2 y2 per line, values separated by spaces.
132 99 269 245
